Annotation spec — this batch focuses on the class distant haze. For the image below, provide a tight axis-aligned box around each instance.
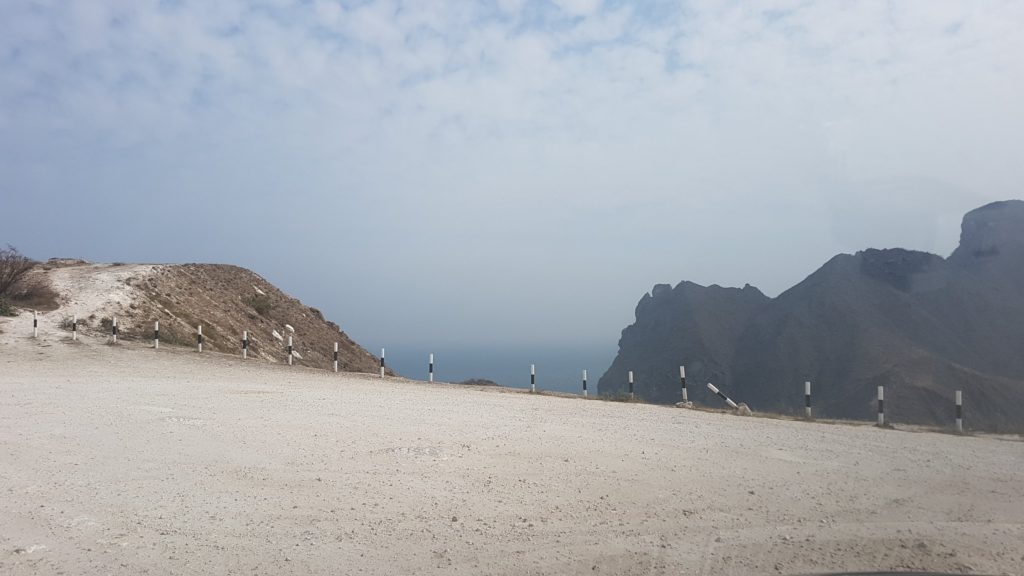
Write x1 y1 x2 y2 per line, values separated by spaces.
3 2 1023 378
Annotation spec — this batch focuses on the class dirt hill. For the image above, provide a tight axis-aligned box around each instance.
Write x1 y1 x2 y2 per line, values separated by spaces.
17 261 384 374
600 200 1024 432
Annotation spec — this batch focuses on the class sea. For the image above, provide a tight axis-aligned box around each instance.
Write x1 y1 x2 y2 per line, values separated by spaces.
383 344 616 395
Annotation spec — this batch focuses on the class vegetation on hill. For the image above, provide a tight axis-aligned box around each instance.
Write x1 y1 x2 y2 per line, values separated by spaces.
16 261 385 375
0 246 60 314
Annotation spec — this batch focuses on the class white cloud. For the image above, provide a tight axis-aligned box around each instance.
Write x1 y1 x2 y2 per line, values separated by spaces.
2 0 1023 347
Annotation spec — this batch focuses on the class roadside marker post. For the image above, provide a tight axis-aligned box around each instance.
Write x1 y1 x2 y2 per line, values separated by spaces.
429 353 434 382
112 316 118 343
680 366 687 403
380 348 385 378
287 336 293 365
33 310 38 338
955 390 963 433
154 321 159 349
197 325 203 353
628 371 634 400
805 381 812 419
72 314 77 341
333 342 339 373
242 331 249 359
707 383 739 409
877 386 885 427
582 369 588 397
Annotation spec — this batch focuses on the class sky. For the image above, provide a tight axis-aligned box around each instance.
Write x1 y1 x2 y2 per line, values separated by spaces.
2 1 1024 383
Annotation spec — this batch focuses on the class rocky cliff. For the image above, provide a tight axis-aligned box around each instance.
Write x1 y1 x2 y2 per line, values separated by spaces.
599 200 1024 431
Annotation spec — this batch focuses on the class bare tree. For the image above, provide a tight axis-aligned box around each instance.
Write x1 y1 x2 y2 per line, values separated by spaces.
0 245 35 297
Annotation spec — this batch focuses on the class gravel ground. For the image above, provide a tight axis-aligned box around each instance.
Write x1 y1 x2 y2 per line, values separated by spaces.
2 319 1023 575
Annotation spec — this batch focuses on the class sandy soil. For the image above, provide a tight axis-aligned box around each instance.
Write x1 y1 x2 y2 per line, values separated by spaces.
29 263 156 325
1 315 1023 575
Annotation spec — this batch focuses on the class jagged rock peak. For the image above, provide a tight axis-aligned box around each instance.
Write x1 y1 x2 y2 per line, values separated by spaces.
651 283 673 298
600 200 1024 431
857 248 946 292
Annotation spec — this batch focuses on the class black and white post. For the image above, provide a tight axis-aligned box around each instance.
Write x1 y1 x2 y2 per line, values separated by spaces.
530 364 536 393
707 383 739 409
380 348 385 378
628 371 634 400
877 386 885 427
112 316 118 343
154 321 159 349
72 314 77 341
680 366 687 403
32 310 38 338
582 369 588 397
197 325 203 353
287 336 293 365
805 381 812 419
955 390 963 433
428 353 434 382
242 331 249 359
333 342 339 373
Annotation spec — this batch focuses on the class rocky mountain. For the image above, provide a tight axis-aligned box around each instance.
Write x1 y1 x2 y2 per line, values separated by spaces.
17 261 385 374
599 200 1024 431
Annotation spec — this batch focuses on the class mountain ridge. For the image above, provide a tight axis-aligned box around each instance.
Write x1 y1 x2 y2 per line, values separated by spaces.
598 200 1024 431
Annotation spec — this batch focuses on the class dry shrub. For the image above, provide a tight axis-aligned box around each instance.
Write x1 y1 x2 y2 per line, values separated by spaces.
0 245 35 298
243 294 274 316
58 316 82 330
7 275 60 311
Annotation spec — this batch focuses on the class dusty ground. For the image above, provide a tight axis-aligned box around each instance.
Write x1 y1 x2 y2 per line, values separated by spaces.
1 315 1023 575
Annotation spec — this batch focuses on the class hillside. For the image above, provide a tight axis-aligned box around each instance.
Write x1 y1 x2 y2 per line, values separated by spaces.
599 200 1024 431
12 261 383 374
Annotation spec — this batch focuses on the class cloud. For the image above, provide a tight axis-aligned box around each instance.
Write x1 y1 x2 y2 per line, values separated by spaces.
552 0 601 17
2 0 1023 348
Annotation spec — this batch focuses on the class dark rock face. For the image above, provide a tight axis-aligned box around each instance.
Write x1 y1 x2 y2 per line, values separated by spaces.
599 200 1024 431
858 249 947 292
600 282 769 405
951 200 1024 264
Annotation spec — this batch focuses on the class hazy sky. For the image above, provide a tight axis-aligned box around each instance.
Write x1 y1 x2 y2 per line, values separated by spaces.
3 0 1023 357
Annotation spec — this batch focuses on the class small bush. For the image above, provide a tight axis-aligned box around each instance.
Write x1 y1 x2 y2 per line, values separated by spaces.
0 296 13 317
243 294 274 316
8 276 60 311
156 325 194 347
460 379 500 387
58 316 82 330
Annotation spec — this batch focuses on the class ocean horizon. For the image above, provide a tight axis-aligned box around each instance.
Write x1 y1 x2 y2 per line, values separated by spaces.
382 344 616 395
